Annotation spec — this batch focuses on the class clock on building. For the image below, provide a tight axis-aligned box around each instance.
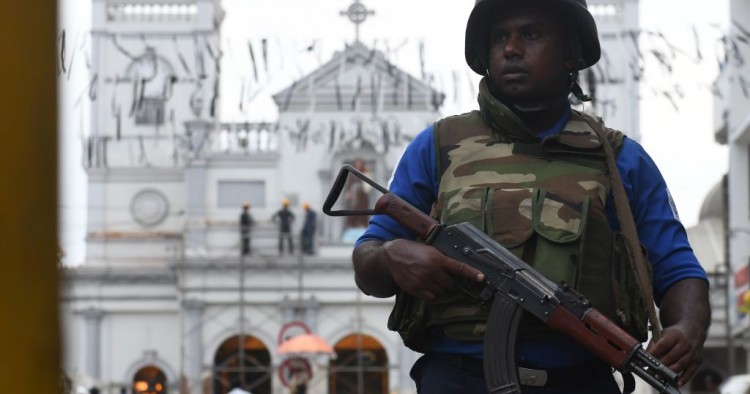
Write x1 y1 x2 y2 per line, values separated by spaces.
130 188 170 227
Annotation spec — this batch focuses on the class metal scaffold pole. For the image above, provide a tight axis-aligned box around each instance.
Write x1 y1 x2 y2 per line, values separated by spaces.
239 250 247 388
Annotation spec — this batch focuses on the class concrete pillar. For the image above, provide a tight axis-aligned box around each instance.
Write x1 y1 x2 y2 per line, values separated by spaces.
281 296 296 323
83 308 104 380
185 163 208 249
184 299 205 394
304 297 319 331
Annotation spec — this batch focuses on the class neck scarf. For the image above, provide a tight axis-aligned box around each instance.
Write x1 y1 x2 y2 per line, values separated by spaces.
476 77 539 143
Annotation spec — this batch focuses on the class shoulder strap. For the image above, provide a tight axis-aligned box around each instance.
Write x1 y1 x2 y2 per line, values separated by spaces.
582 116 663 341
432 120 443 180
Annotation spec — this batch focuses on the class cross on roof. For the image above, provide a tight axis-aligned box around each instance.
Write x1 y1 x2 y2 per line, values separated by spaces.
339 0 375 43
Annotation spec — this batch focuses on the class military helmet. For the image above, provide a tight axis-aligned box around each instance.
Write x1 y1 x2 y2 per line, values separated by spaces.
465 0 601 75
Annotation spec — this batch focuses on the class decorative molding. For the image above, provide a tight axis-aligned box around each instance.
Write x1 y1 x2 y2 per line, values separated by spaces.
82 307 105 319
87 231 183 240
206 152 280 168
64 266 177 284
88 167 184 182
182 298 205 310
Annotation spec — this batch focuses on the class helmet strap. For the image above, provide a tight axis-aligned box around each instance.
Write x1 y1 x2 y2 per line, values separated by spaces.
566 23 593 102
569 69 592 102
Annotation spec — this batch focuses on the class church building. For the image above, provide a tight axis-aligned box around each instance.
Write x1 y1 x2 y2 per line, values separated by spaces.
62 1 442 393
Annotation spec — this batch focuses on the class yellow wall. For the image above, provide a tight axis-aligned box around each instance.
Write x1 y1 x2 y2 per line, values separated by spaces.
0 2 61 393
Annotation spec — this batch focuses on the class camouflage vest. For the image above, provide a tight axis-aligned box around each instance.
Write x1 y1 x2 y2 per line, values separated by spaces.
387 109 650 351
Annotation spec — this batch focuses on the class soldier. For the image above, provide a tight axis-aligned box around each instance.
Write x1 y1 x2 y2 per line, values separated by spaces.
351 0 710 393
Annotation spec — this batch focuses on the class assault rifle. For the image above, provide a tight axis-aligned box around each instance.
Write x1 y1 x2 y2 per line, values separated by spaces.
323 164 680 394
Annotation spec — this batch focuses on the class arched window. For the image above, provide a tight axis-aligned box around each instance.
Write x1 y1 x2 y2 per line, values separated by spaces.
328 333 388 394
213 335 272 394
132 365 168 394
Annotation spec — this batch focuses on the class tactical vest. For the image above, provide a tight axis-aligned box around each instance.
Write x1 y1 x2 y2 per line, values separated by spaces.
387 110 650 352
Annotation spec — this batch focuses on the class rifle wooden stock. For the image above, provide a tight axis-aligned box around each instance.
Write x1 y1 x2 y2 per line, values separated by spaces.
374 193 440 240
547 307 638 370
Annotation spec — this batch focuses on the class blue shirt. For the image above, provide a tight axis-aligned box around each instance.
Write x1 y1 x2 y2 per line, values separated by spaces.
356 112 707 367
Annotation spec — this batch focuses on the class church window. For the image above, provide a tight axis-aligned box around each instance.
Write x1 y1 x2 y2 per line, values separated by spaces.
218 181 266 209
135 97 166 126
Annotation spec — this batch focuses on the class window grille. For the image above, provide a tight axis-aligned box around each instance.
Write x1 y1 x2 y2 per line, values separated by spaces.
135 98 165 126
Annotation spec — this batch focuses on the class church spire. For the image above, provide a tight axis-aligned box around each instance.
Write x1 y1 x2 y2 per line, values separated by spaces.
339 0 375 43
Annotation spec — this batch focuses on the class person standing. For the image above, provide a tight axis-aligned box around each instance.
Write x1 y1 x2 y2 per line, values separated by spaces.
239 202 254 256
301 202 317 255
351 0 710 392
272 198 295 255
289 370 308 394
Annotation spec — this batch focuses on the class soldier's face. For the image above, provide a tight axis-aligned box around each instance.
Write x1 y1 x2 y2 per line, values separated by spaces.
486 2 572 104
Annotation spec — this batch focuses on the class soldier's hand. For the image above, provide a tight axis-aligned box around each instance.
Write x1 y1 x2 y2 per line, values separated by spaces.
646 321 705 386
381 239 484 302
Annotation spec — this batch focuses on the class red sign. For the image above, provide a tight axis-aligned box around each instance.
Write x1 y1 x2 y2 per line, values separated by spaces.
278 321 312 345
734 265 749 288
278 358 312 388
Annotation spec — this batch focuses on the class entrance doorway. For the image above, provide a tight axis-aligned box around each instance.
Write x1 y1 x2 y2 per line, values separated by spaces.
132 365 168 394
328 333 388 394
213 335 272 394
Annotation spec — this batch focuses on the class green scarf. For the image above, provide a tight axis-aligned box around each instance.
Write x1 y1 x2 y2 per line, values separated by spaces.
477 77 539 143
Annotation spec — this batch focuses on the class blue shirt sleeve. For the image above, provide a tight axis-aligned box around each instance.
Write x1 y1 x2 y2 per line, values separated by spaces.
355 124 437 247
614 137 708 303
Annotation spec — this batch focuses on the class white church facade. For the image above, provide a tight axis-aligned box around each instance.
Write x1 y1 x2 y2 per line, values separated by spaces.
62 1 442 393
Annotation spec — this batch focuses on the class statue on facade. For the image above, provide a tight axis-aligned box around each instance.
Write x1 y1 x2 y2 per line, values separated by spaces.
344 159 371 229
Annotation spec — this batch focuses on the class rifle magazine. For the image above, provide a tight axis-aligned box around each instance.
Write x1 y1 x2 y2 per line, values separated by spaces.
484 292 523 394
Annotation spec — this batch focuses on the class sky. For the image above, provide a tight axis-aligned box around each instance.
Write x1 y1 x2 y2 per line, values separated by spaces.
58 0 730 264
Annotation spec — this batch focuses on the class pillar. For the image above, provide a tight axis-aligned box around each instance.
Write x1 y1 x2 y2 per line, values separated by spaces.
83 308 104 380
184 299 205 394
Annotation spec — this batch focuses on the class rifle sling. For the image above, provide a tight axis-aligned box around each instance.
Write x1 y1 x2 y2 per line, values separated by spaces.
583 117 663 340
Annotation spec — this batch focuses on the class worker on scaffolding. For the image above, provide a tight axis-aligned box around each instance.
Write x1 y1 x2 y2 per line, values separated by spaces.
301 202 317 255
272 198 296 255
239 202 254 256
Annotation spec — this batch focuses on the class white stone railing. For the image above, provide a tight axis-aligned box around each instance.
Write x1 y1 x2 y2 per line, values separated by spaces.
84 122 281 168
588 3 619 17
214 122 279 154
107 2 197 22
